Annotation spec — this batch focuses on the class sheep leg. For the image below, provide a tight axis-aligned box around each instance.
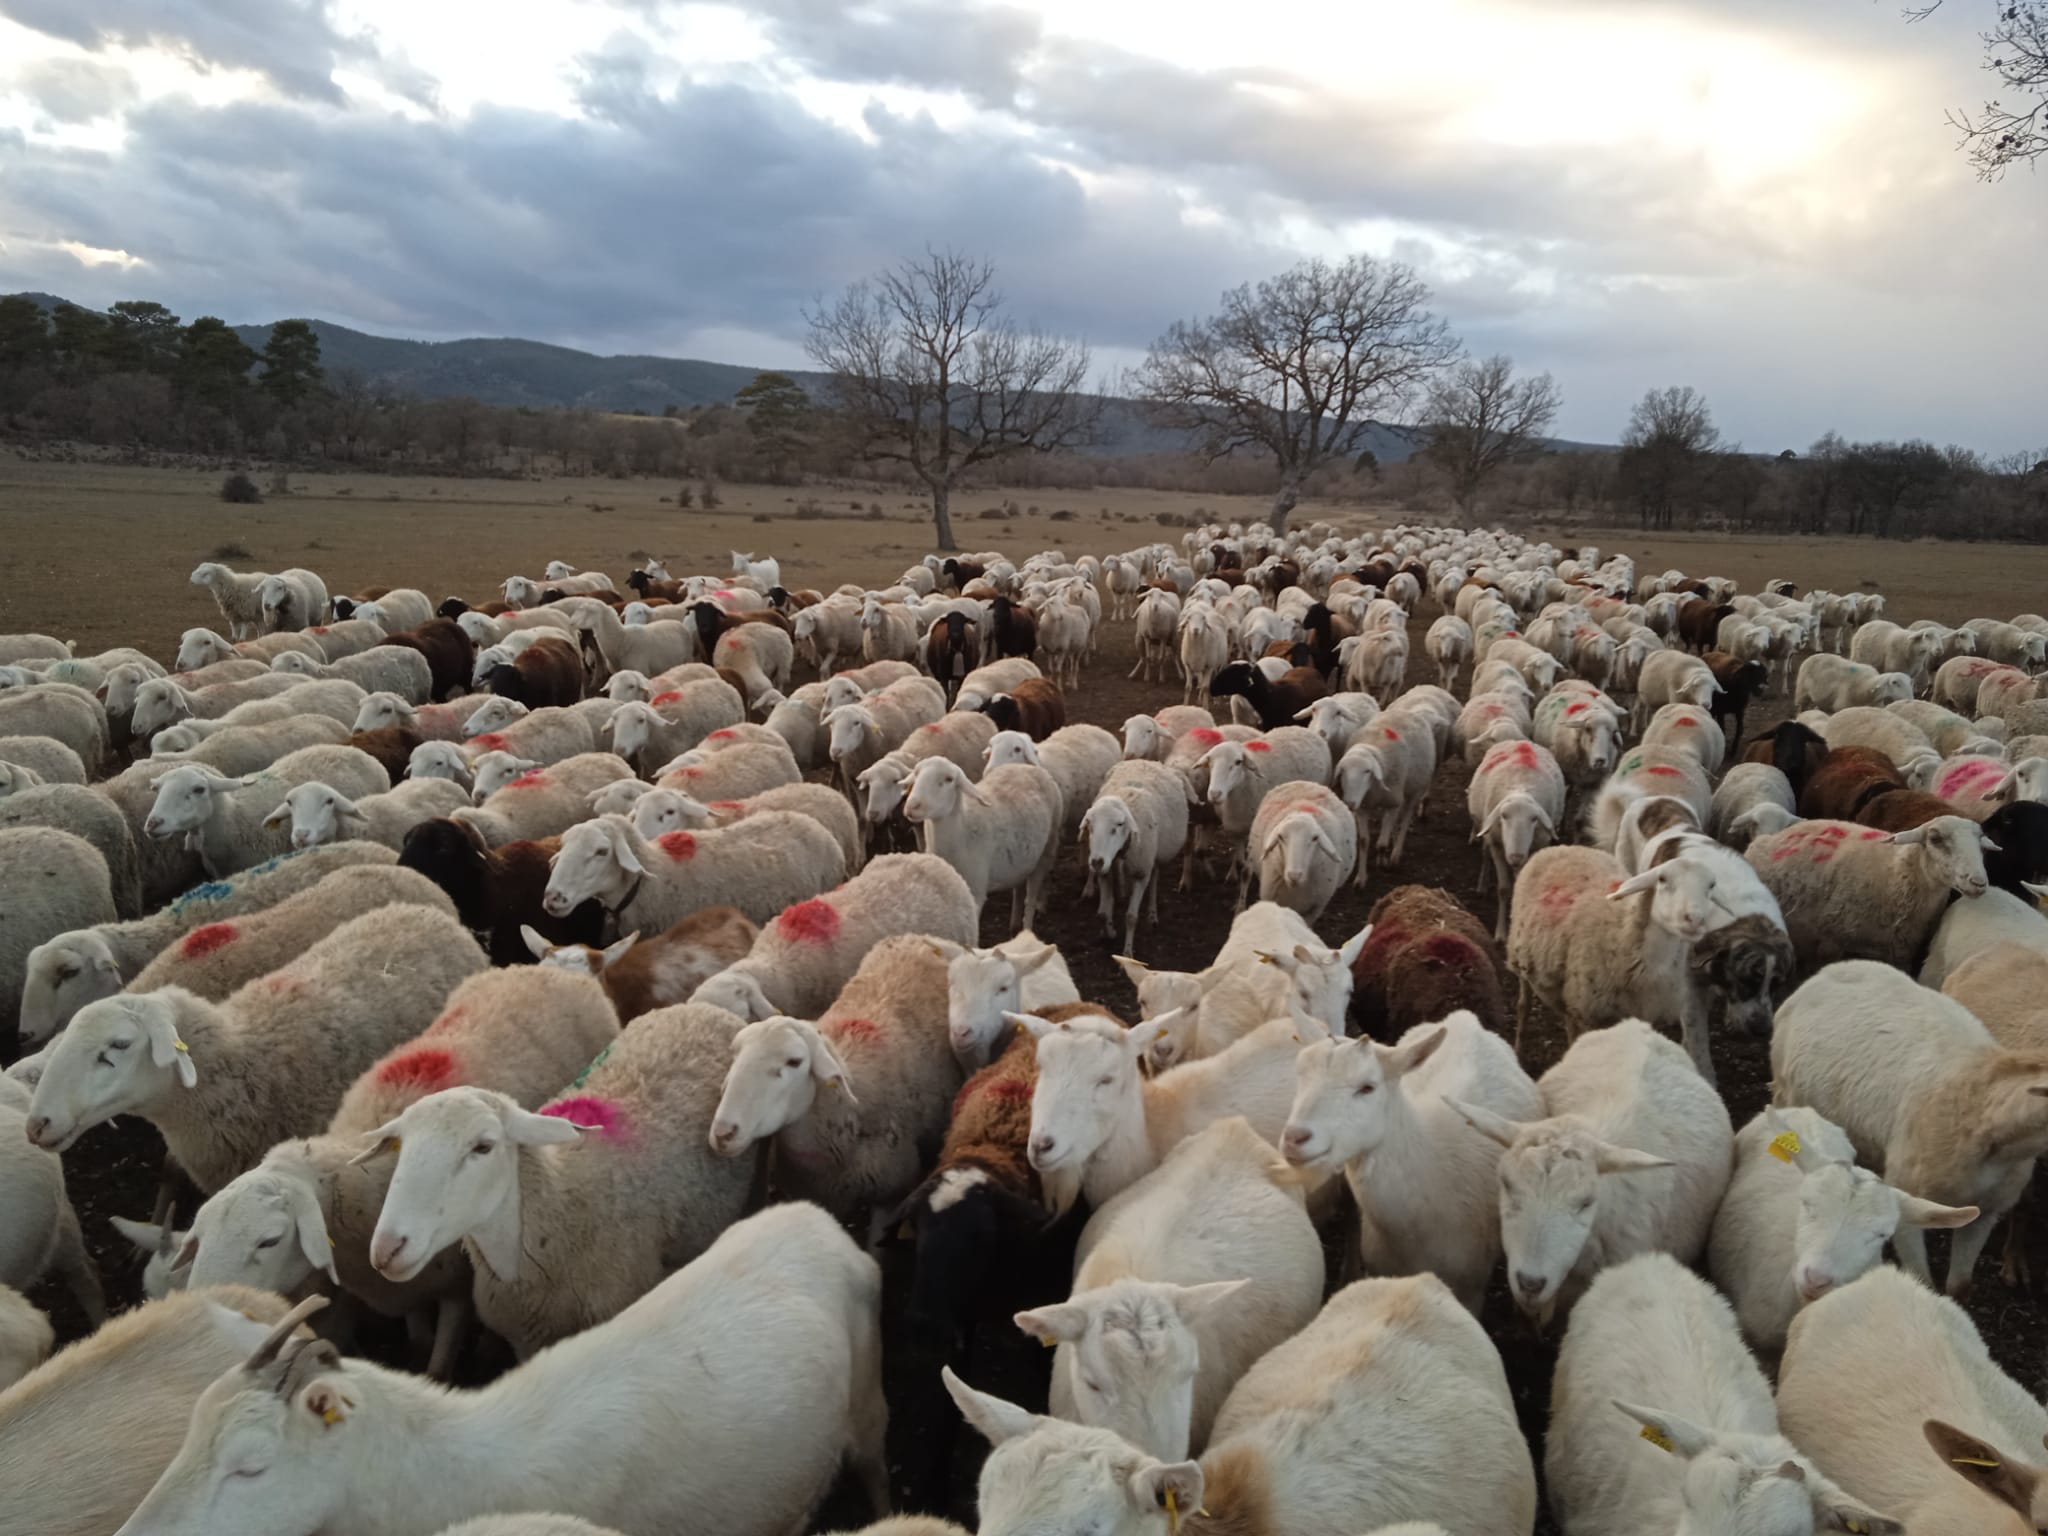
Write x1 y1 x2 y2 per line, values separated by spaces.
426 1294 470 1381
1125 872 1149 956
1678 1000 1717 1088
1129 650 1148 680
1890 1223 1934 1289
1513 977 1532 1056
1388 802 1417 867
1352 812 1373 888
1945 1212 2003 1300
49 1201 106 1326
2001 1210 2032 1290
1097 867 1119 939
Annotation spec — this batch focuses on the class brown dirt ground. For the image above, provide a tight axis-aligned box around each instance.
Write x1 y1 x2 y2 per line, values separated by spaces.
9 455 2048 1533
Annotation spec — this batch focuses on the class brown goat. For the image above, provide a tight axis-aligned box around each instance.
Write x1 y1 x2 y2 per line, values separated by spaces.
1349 885 1508 1044
1797 745 1909 821
625 570 685 603
485 634 585 711
523 905 758 1021
983 677 1065 740
347 725 423 786
381 618 474 703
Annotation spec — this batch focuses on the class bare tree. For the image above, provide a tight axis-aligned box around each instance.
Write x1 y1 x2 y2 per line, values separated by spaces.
1617 386 1721 530
805 250 1096 550
1131 255 1460 533
1421 355 1561 512
1908 0 2047 175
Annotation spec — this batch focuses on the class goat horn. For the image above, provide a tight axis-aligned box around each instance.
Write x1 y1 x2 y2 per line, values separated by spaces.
243 1294 330 1372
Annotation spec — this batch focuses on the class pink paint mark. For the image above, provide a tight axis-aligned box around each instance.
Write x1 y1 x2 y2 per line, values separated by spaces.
714 589 736 600
707 728 736 742
472 732 508 752
376 1048 460 1091
1245 740 1272 753
310 625 329 635
1812 851 1835 864
540 1095 631 1142
1645 765 1683 777
1288 800 1324 813
650 690 684 707
507 770 549 790
657 831 698 860
830 1016 884 1047
1938 758 2006 798
1187 728 1223 745
921 722 944 732
1673 717 1698 728
1607 879 1623 894
179 922 238 959
265 973 307 997
776 898 842 945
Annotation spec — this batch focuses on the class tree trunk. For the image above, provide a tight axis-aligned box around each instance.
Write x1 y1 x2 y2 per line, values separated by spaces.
1267 480 1300 534
931 482 959 551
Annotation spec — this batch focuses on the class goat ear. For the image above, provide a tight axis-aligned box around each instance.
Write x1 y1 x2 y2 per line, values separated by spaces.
1894 1193 1979 1230
601 932 640 967
1592 1140 1675 1175
1609 868 1661 899
1384 1024 1447 1080
1130 1462 1206 1525
1445 1096 1525 1147
1337 923 1372 968
300 1378 356 1431
943 1367 1040 1447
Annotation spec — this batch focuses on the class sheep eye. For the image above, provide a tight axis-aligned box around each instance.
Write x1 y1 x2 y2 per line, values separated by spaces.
1355 1083 1376 1096
55 966 78 982
785 1057 803 1069
471 1141 495 1157
1096 1075 1115 1088
256 1235 282 1250
231 1468 266 1481
108 1039 130 1053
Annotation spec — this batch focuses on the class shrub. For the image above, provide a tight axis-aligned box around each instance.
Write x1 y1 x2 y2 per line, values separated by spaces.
752 512 771 524
220 473 261 505
209 539 253 559
699 479 721 510
851 499 865 511
795 498 825 520
676 485 694 509
868 501 883 517
1050 509 1076 522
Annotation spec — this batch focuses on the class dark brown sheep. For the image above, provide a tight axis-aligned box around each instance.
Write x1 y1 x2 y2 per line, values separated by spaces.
925 612 982 700
1207 660 1327 731
987 596 1038 660
1677 598 1735 652
485 634 585 711
526 906 758 1021
1300 602 1354 678
1740 720 1829 801
347 725 422 786
1349 885 1508 1044
1702 651 1770 747
397 818 601 966
983 678 1065 740
625 570 685 603
1797 745 1908 822
380 618 474 703
768 586 823 612
1854 788 1963 833
941 557 986 592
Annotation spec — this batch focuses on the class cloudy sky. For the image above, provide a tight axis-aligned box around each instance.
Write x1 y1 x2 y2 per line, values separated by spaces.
0 0 2040 452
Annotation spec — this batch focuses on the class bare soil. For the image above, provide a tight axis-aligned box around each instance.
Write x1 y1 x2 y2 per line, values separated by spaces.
10 455 2048 1533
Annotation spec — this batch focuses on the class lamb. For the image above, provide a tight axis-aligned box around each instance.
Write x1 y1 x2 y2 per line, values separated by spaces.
178 964 621 1378
1347 885 1509 1042
362 1002 761 1357
1779 1267 2047 1535
984 677 1067 740
903 756 1063 931
1746 815 1992 969
257 567 330 632
1465 738 1564 939
0 1073 105 1324
125 1206 888 1536
1081 760 1194 957
272 645 435 704
0 1286 52 1391
16 842 399 1046
690 853 978 1021
0 1283 299 1536
1795 653 1913 712
1709 762 1798 849
452 752 634 848
268 778 474 850
0 828 115 1058
628 780 863 877
0 735 85 785
823 675 948 801
190 562 274 639
1545 1253 1895 1536
0 687 108 771
710 935 964 1228
1246 781 1355 920
985 724 1121 836
1021 1117 1321 1459
142 744 389 878
1706 1104 1976 1354
949 1270 1537 1536
525 906 758 1020
941 931 1081 1069
400 821 603 966
1283 1013 1542 1312
0 783 143 916
26 905 487 1192
1450 1017 1734 1328
542 811 846 934
1770 959 2048 1297
1506 843 1722 1072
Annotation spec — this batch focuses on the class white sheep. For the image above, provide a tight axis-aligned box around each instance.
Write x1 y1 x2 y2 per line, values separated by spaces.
0 686 109 770
1583 746 1714 855
1532 688 1626 792
25 905 488 1192
460 702 598 766
267 778 473 850
942 930 1079 1069
0 1285 52 1391
1709 762 1798 850
346 588 435 632
407 740 475 789
190 562 275 638
1424 613 1473 690
1332 716 1435 882
985 723 1121 836
1818 704 1941 787
151 713 352 777
123 1205 888 1536
1121 705 1217 762
824 676 948 801
363 1003 764 1357
1545 1253 1895 1536
1080 760 1194 957
178 963 621 1379
1246 781 1355 919
1282 1012 1543 1312
1465 737 1564 940
952 657 1042 713
1020 1118 1320 1460
1706 1104 1976 1354
452 752 634 848
0 1074 104 1325
1770 958 2047 1297
1 827 117 1054
903 756 1063 931
271 644 434 703
626 779 862 877
1778 1266 2046 1535
1639 701 1726 773
652 738 800 802
257 567 330 632
0 734 86 785
142 744 389 877
542 811 846 933
855 716 999 843
1633 648 1719 731
711 622 794 702
690 853 977 1021
1450 1017 1734 1328
1746 815 1992 969
355 692 483 741
948 1270 1537 1536
1173 600 1227 699
1795 653 1913 712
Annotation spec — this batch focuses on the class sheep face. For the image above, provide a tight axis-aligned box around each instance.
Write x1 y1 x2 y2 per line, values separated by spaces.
606 703 659 764
1281 1025 1447 1175
905 758 976 825
947 1374 1201 1536
691 969 775 1022
1201 744 1252 809
132 679 196 738
1788 1147 1975 1306
266 784 362 849
25 994 196 1153
182 1166 336 1295
709 1017 851 1155
1020 1013 1154 1178
461 696 526 739
469 751 542 803
1082 800 1137 879
1016 1277 1242 1463
946 946 1056 1070
857 758 913 825
175 629 235 672
1452 1107 1672 1327
257 575 297 626
405 742 473 789
1247 933 1367 1033
604 670 652 702
270 652 319 677
1265 814 1334 887
470 645 513 688
1894 815 1991 899
822 676 867 713
824 707 881 764
19 933 123 1046
351 692 414 733
629 787 707 841
1607 857 1720 946
0 762 42 798
452 611 498 647
542 820 641 917
145 765 248 839
1482 791 1555 870
984 730 1038 770
1120 715 1166 761
366 1088 582 1284
1333 744 1387 810
502 576 544 608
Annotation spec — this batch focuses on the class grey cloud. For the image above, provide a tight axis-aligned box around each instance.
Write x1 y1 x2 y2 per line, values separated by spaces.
11 56 139 123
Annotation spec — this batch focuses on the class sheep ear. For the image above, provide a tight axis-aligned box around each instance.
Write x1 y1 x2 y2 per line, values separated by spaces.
1131 1463 1206 1526
600 932 640 966
943 1367 1041 1447
261 804 293 828
1814 1498 1901 1535
961 780 995 805
1164 1277 1248 1325
519 925 551 960
1253 948 1299 976
1111 955 1152 986
1888 826 1923 845
1894 1193 1980 1230
1013 1302 1089 1346
1611 1400 1715 1459
1337 922 1372 968
806 1030 857 1102
1924 1420 2039 1517
502 1104 585 1145
1446 1096 1525 1147
1593 1140 1675 1175
1131 1010 1182 1058
289 1180 338 1286
1010 942 1058 977
1609 868 1661 899
139 1006 199 1089
1004 1010 1058 1041
612 831 646 875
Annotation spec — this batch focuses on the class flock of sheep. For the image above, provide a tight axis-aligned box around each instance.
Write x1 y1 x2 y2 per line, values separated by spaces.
0 525 2046 1536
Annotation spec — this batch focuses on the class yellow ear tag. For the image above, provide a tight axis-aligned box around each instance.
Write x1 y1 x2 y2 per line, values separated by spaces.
1640 1424 1676 1453
320 1406 341 1426
386 1136 401 1154
173 1039 190 1053
1767 1131 1800 1163
1164 1487 1180 1535
1843 1522 1867 1535
1951 1454 2000 1468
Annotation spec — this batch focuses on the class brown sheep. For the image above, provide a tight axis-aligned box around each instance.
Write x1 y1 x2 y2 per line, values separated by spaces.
522 905 758 1021
397 818 602 966
1207 660 1326 731
924 612 982 701
987 596 1038 660
768 586 824 612
485 634 585 711
941 557 986 592
1740 720 1829 800
1676 598 1735 652
347 724 423 785
1854 787 1963 833
330 588 390 620
625 570 685 603
1348 885 1509 1044
983 677 1065 740
1702 650 1769 746
1796 744 1908 821
381 618 474 703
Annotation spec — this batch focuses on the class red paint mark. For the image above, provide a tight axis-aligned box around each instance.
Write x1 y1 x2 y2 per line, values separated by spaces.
1645 765 1683 777
1288 800 1323 813
1514 742 1539 767
953 1072 1032 1117
1674 717 1697 728
1188 728 1223 745
376 1047 459 1091
472 732 508 751
650 690 683 707
1566 702 1589 717
1811 851 1834 864
540 1095 631 1141
922 722 943 732
1607 879 1623 893
1418 932 1481 967
507 770 549 790
179 922 238 959
1383 727 1400 741
776 898 842 945
310 626 329 635
714 589 736 599
707 728 736 741
830 1016 883 1046
1246 740 1272 753
1539 884 1577 914
1939 758 2006 798
1862 828 1886 840
657 830 697 860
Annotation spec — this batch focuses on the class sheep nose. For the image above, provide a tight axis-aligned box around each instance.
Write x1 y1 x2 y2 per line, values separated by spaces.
708 1122 740 1154
24 1116 51 1147
1798 1269 1834 1301
1514 1271 1546 1300
371 1233 408 1274
1029 1134 1058 1165
143 817 163 836
1280 1125 1314 1161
